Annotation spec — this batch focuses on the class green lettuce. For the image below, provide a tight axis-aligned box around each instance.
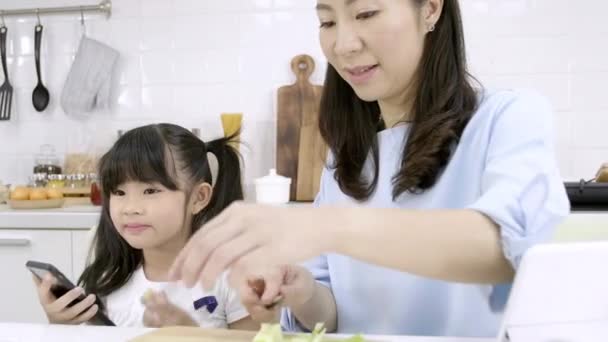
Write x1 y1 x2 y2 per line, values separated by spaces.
253 323 365 342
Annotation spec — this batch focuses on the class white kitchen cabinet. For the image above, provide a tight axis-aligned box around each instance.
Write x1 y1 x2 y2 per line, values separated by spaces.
0 230 72 323
71 230 93 283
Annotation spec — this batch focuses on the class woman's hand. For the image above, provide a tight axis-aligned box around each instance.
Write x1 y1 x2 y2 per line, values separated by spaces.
239 276 282 323
33 274 99 325
239 265 316 323
169 202 334 289
141 290 197 327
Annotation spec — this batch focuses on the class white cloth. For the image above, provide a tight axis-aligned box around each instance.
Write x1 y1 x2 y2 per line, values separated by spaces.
105 268 249 328
61 36 119 116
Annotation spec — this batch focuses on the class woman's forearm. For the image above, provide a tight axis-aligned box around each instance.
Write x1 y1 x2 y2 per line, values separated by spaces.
327 207 514 284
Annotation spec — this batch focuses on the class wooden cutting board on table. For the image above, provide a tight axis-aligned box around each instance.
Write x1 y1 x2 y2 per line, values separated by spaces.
276 55 328 202
130 326 375 342
130 327 256 342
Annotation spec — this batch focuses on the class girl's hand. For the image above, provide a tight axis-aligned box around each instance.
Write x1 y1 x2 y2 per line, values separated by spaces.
142 290 197 327
33 274 99 325
169 202 333 289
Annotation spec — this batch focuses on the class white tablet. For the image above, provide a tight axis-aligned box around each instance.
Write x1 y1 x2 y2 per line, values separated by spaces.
497 241 608 341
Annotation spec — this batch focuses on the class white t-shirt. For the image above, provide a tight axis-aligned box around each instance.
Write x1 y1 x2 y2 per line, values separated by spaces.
104 267 249 327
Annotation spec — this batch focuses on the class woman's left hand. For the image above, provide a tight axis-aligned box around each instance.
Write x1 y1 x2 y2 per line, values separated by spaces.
169 202 333 289
142 290 197 327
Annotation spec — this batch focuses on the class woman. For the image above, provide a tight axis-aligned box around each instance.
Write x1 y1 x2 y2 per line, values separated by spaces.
169 0 569 337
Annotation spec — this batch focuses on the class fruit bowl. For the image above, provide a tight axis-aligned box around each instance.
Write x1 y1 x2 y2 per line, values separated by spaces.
8 198 65 210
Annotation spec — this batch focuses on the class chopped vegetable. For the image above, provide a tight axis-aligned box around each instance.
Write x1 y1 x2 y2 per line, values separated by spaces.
253 324 283 342
252 323 365 342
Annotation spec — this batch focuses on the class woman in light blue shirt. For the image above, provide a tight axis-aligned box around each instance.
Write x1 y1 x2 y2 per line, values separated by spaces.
169 0 570 337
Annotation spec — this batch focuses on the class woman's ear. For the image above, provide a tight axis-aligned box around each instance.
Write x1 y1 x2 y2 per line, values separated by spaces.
424 0 444 31
191 182 213 215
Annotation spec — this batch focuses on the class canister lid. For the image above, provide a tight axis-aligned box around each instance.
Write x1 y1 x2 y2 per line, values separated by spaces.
254 169 291 185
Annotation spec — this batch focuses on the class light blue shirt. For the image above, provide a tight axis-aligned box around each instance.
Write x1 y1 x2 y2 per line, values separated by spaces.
282 89 570 337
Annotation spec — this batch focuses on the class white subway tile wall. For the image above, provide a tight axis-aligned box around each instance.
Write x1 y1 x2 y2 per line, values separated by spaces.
0 0 605 196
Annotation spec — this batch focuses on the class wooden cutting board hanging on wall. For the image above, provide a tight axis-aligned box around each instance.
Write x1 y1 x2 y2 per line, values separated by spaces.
276 55 328 202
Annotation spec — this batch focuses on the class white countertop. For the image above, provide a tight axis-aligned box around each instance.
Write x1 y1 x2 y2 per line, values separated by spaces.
0 323 491 342
0 205 100 229
0 202 312 229
0 203 606 231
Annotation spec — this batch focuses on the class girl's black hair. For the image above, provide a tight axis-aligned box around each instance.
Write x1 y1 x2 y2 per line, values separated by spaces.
78 123 243 305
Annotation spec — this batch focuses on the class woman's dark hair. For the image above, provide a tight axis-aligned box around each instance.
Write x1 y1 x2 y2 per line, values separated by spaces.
318 0 479 200
78 123 243 303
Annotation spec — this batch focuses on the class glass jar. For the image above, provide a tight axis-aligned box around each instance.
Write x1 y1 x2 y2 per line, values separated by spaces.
65 174 84 189
33 144 62 176
47 174 66 189
84 173 98 188
30 173 48 188
0 181 9 204
74 174 86 188
65 175 74 189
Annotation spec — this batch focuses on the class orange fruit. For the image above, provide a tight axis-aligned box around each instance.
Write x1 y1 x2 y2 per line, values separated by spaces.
29 188 48 200
10 187 30 201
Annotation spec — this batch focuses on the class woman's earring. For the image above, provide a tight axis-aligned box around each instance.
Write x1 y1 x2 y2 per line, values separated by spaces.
428 23 436 32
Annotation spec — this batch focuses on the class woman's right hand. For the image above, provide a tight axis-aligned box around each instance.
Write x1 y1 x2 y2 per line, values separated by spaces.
239 264 316 323
33 274 99 324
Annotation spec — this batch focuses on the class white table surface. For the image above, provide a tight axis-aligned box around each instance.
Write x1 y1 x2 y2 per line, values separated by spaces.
506 321 608 342
0 323 492 342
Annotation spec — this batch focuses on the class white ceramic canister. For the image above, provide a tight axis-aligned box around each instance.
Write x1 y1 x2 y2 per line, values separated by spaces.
254 169 291 204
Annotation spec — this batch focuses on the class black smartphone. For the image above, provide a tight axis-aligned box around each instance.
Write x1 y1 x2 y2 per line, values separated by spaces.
26 260 116 326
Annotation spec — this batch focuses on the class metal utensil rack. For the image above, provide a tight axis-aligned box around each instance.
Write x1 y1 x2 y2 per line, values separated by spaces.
0 0 111 20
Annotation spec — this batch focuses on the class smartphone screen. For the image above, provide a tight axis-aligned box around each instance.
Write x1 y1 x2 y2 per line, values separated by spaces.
29 267 51 282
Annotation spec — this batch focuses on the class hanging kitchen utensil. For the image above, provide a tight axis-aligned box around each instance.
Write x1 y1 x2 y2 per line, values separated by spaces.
79 7 87 36
276 54 327 201
32 11 50 112
0 16 13 121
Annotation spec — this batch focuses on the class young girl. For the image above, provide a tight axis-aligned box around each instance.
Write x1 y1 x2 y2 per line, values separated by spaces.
33 123 258 330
